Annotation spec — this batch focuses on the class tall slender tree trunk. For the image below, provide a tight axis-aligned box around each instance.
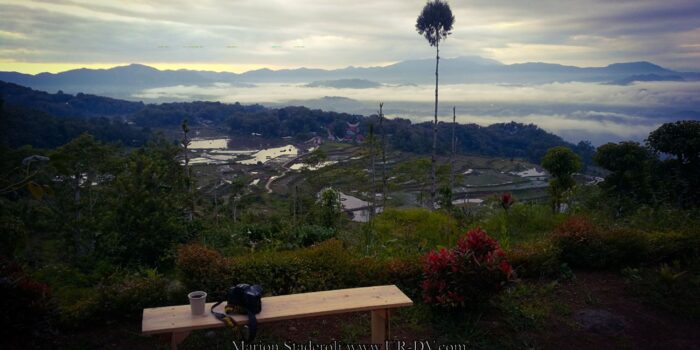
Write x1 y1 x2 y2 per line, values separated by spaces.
74 171 82 253
430 42 439 210
213 184 219 227
182 122 194 222
450 106 456 196
379 103 387 209
369 124 376 221
293 185 298 225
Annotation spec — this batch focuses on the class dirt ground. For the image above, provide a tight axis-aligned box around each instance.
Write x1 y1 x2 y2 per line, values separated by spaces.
527 271 700 350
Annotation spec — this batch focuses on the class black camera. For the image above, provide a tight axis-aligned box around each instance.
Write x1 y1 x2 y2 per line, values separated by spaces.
211 283 263 341
227 283 263 314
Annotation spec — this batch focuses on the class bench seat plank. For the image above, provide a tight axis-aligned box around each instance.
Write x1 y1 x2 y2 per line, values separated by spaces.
142 285 412 335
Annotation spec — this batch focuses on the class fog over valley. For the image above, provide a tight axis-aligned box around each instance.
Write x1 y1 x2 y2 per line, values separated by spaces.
132 80 700 145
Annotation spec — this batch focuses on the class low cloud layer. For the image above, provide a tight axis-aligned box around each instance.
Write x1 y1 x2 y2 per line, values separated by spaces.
133 80 700 145
134 81 700 107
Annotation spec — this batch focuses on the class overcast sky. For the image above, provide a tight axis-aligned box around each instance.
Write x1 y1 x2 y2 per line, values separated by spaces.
1 0 699 74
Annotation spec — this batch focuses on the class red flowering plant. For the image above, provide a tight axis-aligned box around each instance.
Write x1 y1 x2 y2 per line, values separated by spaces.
500 192 515 212
422 227 514 308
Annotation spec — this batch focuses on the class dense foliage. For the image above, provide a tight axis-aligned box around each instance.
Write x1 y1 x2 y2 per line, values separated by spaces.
176 241 423 299
1 134 190 269
541 146 582 212
0 103 150 149
594 120 700 210
0 81 144 118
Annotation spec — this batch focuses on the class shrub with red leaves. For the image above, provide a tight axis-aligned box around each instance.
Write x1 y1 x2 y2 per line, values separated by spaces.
500 192 515 211
422 227 514 308
553 215 609 268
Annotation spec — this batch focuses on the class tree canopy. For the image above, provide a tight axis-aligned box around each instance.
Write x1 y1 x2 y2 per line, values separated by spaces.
416 0 455 47
542 146 582 212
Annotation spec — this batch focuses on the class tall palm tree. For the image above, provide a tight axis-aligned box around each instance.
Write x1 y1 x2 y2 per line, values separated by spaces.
416 0 455 210
450 106 456 195
379 102 388 208
181 119 194 222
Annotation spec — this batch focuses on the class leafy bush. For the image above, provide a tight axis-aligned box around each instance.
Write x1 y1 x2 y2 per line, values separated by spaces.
553 216 607 268
614 206 700 233
373 208 459 257
288 225 336 248
59 270 177 326
506 239 562 278
230 240 374 295
0 211 27 257
646 230 700 264
176 240 423 299
368 256 423 300
623 262 700 319
422 228 514 308
479 203 565 246
176 244 233 293
553 216 700 269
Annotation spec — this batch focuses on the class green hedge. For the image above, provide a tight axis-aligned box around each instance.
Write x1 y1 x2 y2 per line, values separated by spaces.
506 239 562 278
177 240 423 299
57 271 179 327
553 216 700 269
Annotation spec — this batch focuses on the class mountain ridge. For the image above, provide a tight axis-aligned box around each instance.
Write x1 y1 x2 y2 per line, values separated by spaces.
1 56 695 98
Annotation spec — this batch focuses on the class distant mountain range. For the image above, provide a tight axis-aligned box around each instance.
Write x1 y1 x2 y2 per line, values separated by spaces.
304 79 382 89
1 56 697 97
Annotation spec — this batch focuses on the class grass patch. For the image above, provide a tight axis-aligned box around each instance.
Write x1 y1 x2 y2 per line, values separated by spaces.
493 281 562 332
623 262 700 319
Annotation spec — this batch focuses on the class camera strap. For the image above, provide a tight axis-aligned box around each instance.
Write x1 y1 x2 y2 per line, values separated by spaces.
210 301 258 342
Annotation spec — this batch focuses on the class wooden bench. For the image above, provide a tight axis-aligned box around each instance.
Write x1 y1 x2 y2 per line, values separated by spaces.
142 285 413 349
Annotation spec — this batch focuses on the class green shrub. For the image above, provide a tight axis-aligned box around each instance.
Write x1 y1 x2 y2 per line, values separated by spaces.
479 203 566 246
389 257 424 298
230 240 361 295
506 239 562 278
0 211 27 258
373 208 459 257
289 225 336 248
623 262 700 319
176 240 423 299
553 216 700 269
554 217 651 268
98 271 173 318
597 228 649 267
553 216 607 268
619 206 700 233
646 231 700 264
59 270 176 326
176 244 233 293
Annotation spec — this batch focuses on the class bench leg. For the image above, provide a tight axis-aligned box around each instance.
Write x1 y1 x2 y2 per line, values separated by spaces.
371 308 390 347
167 331 190 350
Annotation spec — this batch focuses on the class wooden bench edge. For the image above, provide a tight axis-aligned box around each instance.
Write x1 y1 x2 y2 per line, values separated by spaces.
141 301 414 335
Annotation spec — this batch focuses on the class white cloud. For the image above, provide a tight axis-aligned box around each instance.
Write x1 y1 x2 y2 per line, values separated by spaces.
0 0 698 70
132 80 699 144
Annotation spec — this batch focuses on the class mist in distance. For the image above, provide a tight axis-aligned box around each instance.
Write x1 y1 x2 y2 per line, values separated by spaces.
132 80 700 145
